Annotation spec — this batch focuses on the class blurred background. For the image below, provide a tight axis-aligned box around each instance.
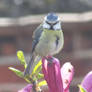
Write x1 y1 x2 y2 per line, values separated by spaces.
0 0 92 92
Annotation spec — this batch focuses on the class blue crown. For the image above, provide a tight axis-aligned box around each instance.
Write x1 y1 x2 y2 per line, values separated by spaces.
46 13 58 23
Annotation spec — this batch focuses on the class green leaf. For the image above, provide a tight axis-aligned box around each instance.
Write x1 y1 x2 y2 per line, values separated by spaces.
24 78 31 83
9 67 32 83
37 73 44 79
17 50 27 68
36 66 42 74
32 60 42 74
38 80 47 87
8 67 24 78
78 85 87 92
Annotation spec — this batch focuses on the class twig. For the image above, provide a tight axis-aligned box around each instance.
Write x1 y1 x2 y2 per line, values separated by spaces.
29 78 42 92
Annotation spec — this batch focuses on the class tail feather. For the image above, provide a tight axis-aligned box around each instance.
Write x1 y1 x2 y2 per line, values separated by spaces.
24 55 34 76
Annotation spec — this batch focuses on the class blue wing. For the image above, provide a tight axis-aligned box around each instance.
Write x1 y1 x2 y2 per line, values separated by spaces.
32 24 43 53
24 24 43 76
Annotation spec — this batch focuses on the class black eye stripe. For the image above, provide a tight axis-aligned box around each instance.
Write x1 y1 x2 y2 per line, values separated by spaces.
46 21 50 25
46 21 59 25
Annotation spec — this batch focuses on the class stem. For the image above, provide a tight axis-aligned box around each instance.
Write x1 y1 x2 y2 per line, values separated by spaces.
29 77 42 92
32 81 37 92
32 80 42 92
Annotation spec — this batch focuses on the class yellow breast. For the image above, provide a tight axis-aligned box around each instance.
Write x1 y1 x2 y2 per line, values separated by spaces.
35 29 64 56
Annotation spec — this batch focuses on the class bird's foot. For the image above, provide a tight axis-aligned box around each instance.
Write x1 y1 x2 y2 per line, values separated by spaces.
44 56 54 65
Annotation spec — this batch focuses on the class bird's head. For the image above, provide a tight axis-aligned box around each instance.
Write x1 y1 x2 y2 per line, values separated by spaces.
43 13 61 30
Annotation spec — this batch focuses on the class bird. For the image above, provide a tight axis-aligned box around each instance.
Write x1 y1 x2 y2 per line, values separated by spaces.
24 13 64 76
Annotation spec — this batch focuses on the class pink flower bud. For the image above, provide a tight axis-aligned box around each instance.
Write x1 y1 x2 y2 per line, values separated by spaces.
42 57 63 92
61 62 74 92
80 71 92 92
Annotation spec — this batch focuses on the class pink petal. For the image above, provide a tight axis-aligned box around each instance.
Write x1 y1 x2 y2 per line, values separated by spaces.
42 57 63 92
18 84 32 92
61 62 74 92
80 71 92 92
64 89 69 92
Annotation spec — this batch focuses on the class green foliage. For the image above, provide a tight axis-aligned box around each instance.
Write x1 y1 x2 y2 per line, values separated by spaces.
8 67 31 83
9 50 46 87
38 80 47 87
37 73 44 79
8 67 24 78
78 85 87 92
32 60 42 74
17 50 27 69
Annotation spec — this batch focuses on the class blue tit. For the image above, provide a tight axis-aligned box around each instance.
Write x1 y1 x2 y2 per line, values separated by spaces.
24 13 64 76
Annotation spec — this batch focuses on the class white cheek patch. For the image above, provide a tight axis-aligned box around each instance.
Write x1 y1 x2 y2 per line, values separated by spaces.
53 23 61 30
43 22 50 29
